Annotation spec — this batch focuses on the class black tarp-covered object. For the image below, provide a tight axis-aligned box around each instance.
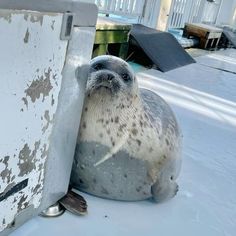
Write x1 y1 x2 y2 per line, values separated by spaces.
129 24 195 72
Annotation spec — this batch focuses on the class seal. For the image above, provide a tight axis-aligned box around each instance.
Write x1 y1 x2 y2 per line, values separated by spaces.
71 55 182 202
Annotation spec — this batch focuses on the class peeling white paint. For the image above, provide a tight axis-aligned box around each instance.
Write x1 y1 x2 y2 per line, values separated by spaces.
0 9 68 232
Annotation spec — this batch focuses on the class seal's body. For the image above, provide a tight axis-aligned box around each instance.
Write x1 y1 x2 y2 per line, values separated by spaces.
71 55 182 202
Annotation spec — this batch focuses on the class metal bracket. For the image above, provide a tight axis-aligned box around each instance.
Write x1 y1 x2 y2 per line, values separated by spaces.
60 12 74 40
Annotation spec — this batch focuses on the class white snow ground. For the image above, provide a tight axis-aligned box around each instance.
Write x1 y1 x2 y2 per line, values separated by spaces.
12 49 236 236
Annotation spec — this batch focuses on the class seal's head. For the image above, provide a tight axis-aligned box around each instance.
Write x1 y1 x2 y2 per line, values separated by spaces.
87 55 138 98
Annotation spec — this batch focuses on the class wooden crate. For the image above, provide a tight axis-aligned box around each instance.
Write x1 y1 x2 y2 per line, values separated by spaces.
183 23 223 49
93 17 132 59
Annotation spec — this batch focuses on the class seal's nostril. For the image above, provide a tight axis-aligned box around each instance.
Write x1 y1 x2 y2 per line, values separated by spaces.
98 73 114 82
107 74 114 81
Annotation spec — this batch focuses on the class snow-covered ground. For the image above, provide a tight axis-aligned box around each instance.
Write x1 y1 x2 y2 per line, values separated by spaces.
12 49 236 236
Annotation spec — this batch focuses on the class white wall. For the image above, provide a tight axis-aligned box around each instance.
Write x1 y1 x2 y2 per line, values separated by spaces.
231 0 236 26
216 0 236 26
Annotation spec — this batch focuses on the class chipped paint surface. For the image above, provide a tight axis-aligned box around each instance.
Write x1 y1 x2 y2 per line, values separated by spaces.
23 28 30 43
24 13 44 26
0 12 12 23
1 156 12 183
42 110 54 133
0 9 68 232
24 68 54 103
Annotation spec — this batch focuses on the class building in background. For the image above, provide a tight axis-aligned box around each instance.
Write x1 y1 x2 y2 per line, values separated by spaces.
94 0 236 30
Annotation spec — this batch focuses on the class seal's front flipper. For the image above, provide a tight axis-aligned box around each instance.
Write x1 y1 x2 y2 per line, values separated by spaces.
151 178 179 203
59 190 87 215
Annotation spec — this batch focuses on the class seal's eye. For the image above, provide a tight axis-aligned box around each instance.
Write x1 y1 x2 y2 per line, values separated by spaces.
122 73 131 82
93 63 103 71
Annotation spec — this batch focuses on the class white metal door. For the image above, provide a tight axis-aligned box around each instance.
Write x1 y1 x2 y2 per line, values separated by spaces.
0 9 68 232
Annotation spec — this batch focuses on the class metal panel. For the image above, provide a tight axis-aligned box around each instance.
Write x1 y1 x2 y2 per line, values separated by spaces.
0 10 67 233
39 25 96 212
0 6 96 235
0 0 98 27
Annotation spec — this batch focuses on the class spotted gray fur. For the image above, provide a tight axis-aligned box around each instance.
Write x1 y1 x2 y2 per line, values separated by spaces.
71 55 182 203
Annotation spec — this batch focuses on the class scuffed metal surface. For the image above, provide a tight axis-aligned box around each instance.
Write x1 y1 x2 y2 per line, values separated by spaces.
1 156 12 183
0 11 12 23
0 9 68 232
42 110 54 133
17 142 40 177
0 10 58 25
23 68 54 103
23 28 30 43
24 13 44 26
